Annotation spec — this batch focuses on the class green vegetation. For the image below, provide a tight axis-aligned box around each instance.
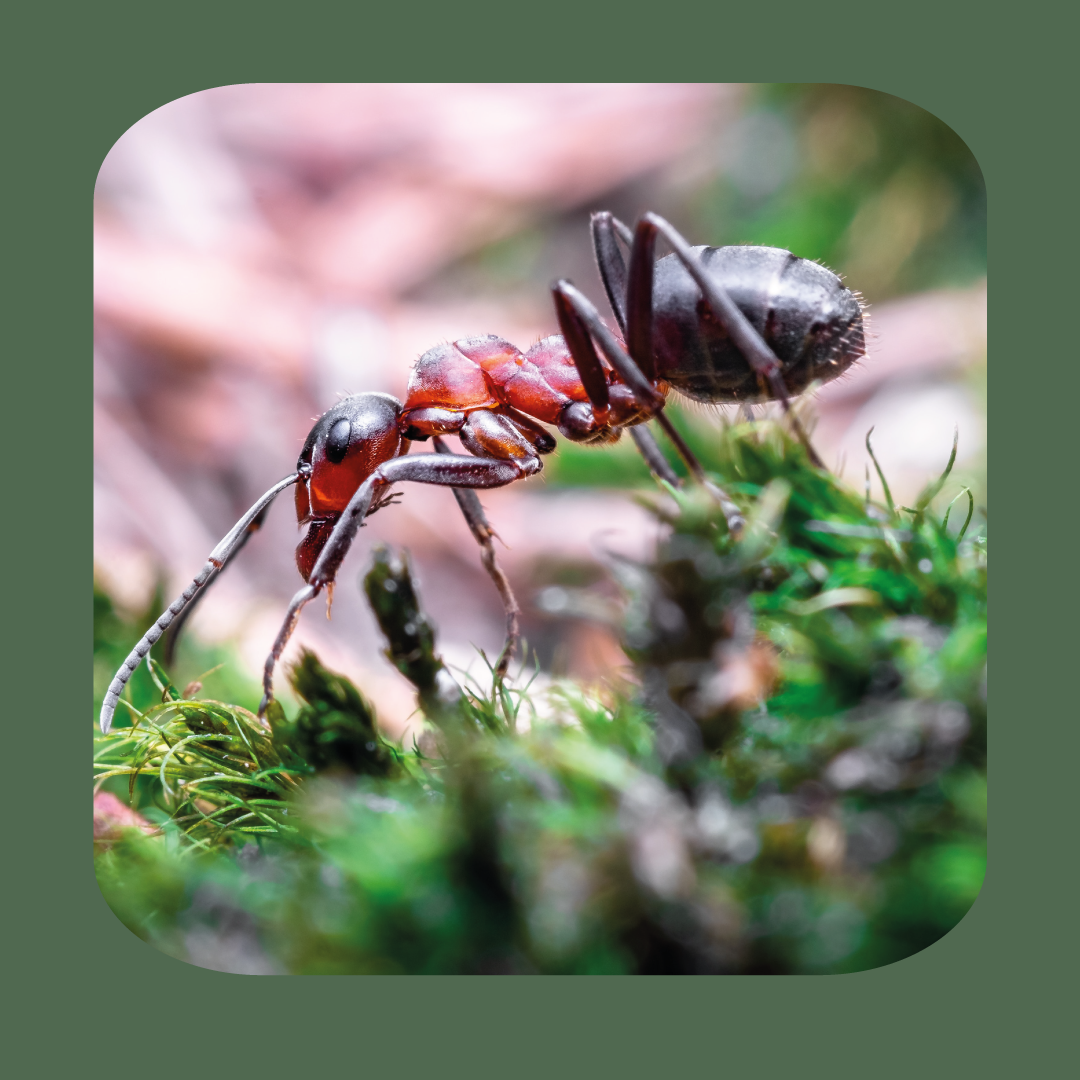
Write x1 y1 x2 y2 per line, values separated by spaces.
696 83 987 300
418 85 986 314
94 420 985 974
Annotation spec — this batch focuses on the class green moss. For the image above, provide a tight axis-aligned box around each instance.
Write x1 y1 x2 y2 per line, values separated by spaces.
95 419 986 975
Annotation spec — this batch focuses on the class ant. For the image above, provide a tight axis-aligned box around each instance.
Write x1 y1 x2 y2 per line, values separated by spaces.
99 212 865 734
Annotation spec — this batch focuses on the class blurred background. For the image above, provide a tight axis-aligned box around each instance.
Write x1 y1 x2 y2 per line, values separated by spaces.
94 83 986 741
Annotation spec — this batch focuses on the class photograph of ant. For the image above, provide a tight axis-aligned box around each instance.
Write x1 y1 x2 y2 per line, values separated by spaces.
100 210 866 734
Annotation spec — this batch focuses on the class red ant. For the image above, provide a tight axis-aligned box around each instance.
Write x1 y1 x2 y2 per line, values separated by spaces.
100 212 865 733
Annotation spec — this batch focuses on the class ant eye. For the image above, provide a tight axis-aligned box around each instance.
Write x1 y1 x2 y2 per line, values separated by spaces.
325 418 352 464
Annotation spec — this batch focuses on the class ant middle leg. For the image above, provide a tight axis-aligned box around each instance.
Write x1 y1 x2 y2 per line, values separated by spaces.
552 279 744 533
628 426 682 488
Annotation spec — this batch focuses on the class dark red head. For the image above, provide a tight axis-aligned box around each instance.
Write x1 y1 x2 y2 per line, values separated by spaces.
294 392 407 580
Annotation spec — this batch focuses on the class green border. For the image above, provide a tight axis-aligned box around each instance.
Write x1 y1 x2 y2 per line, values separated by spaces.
6 0 1069 1071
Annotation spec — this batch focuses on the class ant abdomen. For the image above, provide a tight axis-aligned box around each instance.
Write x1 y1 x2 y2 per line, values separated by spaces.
650 244 865 403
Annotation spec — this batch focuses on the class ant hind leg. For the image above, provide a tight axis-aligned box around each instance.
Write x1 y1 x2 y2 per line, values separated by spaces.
592 213 694 494
635 213 824 469
590 211 633 332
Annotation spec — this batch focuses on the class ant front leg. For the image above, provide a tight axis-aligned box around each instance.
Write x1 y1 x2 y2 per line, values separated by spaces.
258 450 529 716
632 213 824 469
552 279 745 535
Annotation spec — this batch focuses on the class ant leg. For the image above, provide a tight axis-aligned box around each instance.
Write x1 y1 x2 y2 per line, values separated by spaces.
260 581 319 717
433 436 520 679
100 472 300 734
629 426 681 487
635 213 823 468
553 280 663 413
553 280 744 533
592 214 745 500
590 211 633 333
648 411 745 532
258 451 526 716
624 216 751 489
592 214 707 496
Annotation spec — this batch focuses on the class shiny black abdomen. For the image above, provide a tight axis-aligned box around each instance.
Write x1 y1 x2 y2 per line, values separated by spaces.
651 245 865 403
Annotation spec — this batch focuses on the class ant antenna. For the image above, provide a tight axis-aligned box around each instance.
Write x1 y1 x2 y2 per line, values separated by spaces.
99 472 300 733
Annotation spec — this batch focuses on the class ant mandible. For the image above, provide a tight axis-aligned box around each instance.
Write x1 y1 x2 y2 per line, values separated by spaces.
99 212 865 734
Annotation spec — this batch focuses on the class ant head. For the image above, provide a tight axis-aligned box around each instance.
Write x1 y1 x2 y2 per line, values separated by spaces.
295 393 405 525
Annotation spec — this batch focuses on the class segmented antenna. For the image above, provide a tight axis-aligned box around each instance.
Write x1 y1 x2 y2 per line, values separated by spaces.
99 473 299 733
